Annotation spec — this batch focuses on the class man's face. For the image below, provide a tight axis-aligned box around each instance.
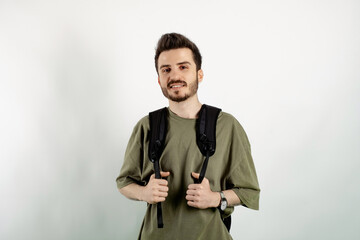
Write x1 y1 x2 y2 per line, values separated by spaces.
157 48 203 103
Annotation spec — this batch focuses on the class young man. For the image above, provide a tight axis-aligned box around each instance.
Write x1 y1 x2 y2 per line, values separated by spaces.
116 33 260 240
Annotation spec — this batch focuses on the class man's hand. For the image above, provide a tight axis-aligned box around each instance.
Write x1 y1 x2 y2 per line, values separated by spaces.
186 172 220 209
141 171 170 204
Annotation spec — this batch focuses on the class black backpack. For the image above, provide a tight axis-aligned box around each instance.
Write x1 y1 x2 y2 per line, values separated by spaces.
148 104 231 231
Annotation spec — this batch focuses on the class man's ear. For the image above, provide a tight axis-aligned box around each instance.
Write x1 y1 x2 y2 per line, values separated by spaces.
198 69 204 83
158 77 161 85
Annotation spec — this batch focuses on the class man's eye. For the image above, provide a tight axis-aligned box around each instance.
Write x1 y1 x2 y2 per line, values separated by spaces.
162 68 170 73
180 65 188 70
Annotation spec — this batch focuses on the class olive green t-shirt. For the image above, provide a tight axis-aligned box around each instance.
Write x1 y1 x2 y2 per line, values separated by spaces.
116 108 260 240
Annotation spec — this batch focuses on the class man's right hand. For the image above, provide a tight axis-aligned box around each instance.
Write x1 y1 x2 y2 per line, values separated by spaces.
141 171 170 204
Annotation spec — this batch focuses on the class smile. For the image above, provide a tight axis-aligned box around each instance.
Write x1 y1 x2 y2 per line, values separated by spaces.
170 84 185 89
168 80 187 89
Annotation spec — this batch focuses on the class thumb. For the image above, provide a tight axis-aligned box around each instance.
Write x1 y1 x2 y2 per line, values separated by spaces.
191 172 200 179
160 171 170 177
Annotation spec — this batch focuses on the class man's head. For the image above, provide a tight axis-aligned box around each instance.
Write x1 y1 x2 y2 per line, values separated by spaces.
155 33 203 103
155 33 202 74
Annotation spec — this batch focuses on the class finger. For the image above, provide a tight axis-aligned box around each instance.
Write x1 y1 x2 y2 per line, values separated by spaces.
156 191 168 198
149 185 168 195
158 186 169 192
186 189 198 196
192 172 209 185
185 195 192 201
185 194 198 201
160 171 170 177
187 200 198 208
191 172 200 179
155 196 166 203
201 176 209 184
188 184 202 190
154 179 168 186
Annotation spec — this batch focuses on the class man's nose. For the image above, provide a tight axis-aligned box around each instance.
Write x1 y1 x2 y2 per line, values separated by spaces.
169 68 182 81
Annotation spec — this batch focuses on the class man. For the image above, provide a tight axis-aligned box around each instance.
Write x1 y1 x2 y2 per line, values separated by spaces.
116 33 260 239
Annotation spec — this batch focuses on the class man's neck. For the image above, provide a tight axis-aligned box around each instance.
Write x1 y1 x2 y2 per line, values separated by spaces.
168 95 202 119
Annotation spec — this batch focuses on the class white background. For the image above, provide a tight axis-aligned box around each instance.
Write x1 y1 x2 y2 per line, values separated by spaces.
1 0 359 239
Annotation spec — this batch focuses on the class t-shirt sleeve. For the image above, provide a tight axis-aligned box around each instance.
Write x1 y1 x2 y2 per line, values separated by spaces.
226 118 260 210
116 117 148 190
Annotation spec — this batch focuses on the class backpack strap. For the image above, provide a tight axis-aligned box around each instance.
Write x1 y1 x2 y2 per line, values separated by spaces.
148 107 168 228
196 104 221 183
149 108 167 165
196 105 230 231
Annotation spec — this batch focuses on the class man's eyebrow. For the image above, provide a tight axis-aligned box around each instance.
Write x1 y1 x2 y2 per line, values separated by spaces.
177 61 191 66
159 64 171 69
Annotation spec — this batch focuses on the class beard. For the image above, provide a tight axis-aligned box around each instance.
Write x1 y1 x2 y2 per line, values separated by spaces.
161 76 199 103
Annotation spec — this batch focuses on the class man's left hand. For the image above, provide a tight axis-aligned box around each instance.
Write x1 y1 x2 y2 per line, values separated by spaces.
186 172 220 209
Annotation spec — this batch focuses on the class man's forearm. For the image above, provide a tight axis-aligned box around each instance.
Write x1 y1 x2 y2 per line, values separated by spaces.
118 183 144 201
223 189 241 207
119 172 170 204
207 189 241 208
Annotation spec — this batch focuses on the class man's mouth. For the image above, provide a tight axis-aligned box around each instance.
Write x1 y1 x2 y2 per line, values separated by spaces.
168 81 186 89
170 84 185 89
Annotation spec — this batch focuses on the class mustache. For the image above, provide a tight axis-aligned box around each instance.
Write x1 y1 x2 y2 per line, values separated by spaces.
167 80 187 88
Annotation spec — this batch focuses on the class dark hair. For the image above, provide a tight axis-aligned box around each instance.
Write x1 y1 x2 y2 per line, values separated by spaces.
155 33 202 74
